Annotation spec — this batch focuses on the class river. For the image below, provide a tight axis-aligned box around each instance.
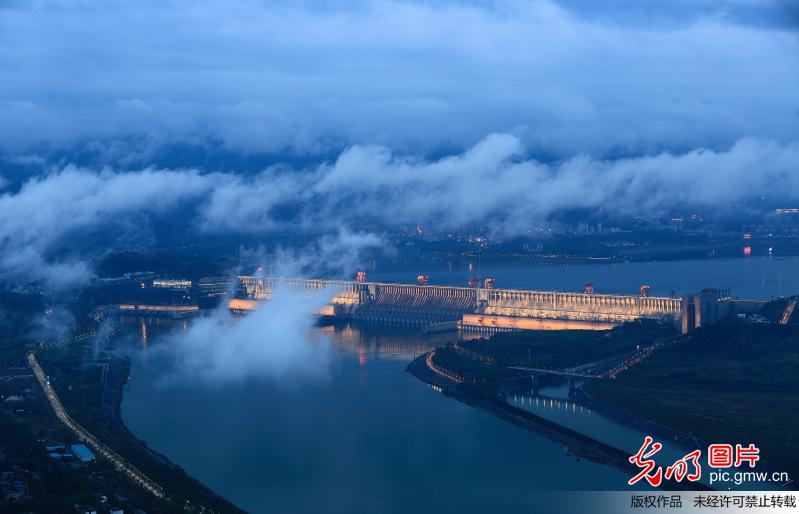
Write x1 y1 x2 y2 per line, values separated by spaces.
121 256 799 512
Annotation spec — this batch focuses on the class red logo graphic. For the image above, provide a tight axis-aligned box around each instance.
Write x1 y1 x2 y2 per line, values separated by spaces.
734 444 760 468
628 436 664 487
708 444 733 468
628 437 761 487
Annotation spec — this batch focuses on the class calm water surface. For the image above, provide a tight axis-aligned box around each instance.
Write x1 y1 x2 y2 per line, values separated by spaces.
124 324 633 514
122 258 799 512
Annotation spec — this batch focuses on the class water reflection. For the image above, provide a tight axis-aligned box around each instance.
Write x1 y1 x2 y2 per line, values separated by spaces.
122 315 445 364
321 323 443 363
139 318 148 349
510 393 590 416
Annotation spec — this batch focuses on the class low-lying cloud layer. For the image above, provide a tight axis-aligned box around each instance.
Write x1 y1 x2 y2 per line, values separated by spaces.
0 167 212 286
1 134 797 286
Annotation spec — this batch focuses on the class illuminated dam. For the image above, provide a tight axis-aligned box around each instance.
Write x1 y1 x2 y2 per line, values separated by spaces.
230 277 728 333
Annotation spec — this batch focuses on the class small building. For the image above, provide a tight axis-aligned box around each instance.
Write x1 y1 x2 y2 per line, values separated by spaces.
1 474 28 502
74 505 96 514
680 289 732 334
153 278 192 289
70 444 96 462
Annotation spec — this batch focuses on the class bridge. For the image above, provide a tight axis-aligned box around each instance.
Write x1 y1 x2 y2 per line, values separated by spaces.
235 276 686 332
507 366 601 379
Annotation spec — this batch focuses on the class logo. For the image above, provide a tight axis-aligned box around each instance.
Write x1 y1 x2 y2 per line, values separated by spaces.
628 436 762 487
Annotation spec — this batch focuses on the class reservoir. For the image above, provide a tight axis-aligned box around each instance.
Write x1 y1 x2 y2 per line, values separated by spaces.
121 256 799 512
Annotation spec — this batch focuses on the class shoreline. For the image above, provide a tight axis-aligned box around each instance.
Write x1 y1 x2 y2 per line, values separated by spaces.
406 353 711 492
92 339 246 513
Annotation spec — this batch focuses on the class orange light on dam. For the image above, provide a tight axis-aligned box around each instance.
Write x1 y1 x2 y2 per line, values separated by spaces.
461 314 616 331
227 299 335 317
317 305 335 317
227 299 260 311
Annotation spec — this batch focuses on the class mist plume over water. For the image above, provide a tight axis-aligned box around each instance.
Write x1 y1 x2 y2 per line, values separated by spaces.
154 286 333 387
147 233 383 386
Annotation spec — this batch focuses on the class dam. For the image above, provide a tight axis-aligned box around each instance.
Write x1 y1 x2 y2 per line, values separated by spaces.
231 276 730 333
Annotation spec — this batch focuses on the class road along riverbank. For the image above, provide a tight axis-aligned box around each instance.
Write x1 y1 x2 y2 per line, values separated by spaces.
28 350 166 498
31 323 246 513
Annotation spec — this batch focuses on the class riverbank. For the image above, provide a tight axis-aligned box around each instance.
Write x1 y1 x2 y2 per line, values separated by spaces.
406 353 709 492
38 328 245 513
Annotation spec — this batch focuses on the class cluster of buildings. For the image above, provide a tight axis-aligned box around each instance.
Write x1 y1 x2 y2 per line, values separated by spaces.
44 442 95 463
1 470 28 503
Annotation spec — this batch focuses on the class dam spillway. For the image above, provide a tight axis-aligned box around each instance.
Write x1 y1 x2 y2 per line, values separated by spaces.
234 276 690 332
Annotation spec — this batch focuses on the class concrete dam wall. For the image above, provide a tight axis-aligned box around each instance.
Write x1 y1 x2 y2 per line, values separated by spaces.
234 276 689 332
